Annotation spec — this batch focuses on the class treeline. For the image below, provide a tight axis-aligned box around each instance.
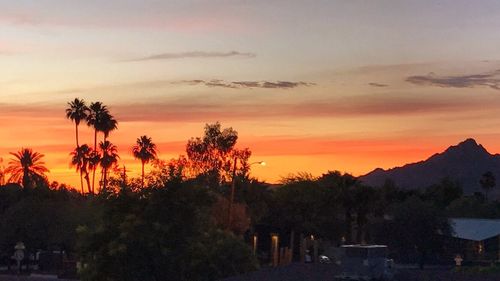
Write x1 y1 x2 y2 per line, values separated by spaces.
3 144 498 279
261 175 500 266
0 119 260 281
0 98 500 279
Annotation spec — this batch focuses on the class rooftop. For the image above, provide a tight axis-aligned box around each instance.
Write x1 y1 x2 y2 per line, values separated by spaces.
450 218 500 241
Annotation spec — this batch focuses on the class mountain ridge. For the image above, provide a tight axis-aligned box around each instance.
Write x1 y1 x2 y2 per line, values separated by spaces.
359 138 500 197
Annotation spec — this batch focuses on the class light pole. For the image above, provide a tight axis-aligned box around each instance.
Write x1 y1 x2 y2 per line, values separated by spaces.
227 159 266 229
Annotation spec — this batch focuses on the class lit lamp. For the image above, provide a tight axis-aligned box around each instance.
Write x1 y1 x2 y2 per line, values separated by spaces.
250 161 266 166
270 233 279 267
252 234 258 255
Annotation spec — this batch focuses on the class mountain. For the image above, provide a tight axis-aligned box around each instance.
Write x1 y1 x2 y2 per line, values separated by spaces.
359 138 500 196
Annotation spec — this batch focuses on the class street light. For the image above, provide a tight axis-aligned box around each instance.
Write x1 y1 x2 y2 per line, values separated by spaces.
227 159 266 229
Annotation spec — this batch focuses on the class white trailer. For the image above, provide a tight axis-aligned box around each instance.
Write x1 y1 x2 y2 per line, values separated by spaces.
335 245 394 281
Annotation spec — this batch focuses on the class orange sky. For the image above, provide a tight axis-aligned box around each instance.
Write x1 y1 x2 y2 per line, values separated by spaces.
3 1 500 188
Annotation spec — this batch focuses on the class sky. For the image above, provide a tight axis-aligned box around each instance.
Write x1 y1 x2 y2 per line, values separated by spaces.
2 0 500 187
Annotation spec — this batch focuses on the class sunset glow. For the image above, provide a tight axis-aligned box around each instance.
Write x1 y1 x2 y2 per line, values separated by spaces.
3 0 500 188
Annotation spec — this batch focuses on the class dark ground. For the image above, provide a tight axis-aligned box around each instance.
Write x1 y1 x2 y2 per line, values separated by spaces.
0 274 73 281
221 263 500 281
1 265 498 281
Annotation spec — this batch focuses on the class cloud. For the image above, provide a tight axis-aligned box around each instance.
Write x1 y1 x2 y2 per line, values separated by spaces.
406 69 500 90
125 51 256 62
175 79 315 89
368 82 388 87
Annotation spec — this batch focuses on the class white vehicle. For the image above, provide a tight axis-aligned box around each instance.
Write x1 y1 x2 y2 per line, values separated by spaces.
335 245 394 281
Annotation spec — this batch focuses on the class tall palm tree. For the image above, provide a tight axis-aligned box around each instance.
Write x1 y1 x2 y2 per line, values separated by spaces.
86 102 108 192
70 144 93 194
65 98 89 191
66 98 89 148
99 140 119 191
132 135 158 188
86 102 107 150
5 148 49 188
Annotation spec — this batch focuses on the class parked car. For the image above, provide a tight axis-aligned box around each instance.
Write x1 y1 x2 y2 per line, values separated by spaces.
335 245 394 281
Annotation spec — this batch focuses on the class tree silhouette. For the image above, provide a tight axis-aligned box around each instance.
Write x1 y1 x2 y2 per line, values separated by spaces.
318 171 358 243
70 144 93 194
86 102 107 145
480 171 495 202
65 98 89 192
5 148 49 188
99 113 118 142
388 196 451 269
99 140 119 191
87 102 106 192
132 135 158 188
186 122 243 187
86 102 118 191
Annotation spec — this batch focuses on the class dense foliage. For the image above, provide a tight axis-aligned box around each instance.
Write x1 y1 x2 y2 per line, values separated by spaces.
0 183 93 261
77 182 257 281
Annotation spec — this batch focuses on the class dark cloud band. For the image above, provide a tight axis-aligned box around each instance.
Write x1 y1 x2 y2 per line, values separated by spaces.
368 82 388 87
406 70 500 90
175 79 315 89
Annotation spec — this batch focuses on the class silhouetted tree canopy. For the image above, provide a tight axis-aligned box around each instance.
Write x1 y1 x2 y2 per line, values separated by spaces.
372 196 451 268
480 171 496 201
77 181 257 281
5 148 49 189
132 135 158 188
186 122 250 188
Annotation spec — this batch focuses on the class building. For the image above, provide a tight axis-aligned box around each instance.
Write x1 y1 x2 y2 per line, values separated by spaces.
445 218 500 262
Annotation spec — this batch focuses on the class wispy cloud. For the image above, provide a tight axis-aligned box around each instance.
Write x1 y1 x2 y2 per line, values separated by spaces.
368 82 388 87
125 51 256 62
406 69 500 90
174 79 314 89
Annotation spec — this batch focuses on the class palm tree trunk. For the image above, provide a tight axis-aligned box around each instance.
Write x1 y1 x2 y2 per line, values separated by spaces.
79 170 85 194
75 123 80 147
141 161 145 188
76 123 84 194
92 129 97 194
102 135 108 191
23 167 30 189
84 172 91 194
103 167 107 191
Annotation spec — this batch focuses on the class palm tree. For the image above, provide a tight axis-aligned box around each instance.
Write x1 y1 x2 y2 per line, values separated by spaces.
70 144 93 194
65 98 89 191
100 113 118 142
480 171 496 202
132 135 158 188
66 98 89 147
86 102 107 149
5 148 49 188
99 140 119 191
87 102 116 191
